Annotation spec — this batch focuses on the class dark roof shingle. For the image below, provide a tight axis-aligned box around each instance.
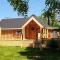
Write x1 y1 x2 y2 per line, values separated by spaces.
0 15 49 28
0 18 27 28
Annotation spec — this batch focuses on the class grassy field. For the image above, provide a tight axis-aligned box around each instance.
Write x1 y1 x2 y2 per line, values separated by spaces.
0 46 60 60
0 46 28 60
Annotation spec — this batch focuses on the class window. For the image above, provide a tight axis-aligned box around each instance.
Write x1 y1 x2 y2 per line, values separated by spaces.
16 31 22 35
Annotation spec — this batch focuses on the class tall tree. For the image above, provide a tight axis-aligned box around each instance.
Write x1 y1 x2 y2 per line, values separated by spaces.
44 0 60 25
8 0 60 23
43 8 52 25
8 0 29 16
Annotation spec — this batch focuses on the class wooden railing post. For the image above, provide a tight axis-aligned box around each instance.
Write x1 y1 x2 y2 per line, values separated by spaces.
0 27 1 40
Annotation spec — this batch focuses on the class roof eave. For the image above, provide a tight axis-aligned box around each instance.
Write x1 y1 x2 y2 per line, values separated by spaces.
1 28 22 30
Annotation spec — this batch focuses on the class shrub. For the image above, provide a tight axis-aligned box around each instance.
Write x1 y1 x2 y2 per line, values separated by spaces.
47 39 59 50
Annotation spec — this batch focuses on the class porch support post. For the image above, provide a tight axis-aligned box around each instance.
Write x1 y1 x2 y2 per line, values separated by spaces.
42 28 44 38
0 27 1 40
47 29 48 38
45 29 46 38
22 28 25 40
4 30 6 40
43 28 45 38
40 28 42 40
12 30 13 40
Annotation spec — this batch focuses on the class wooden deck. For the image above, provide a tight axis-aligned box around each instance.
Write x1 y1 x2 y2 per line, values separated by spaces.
0 40 34 47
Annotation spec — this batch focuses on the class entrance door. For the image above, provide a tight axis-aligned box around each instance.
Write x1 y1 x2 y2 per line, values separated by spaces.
29 27 37 39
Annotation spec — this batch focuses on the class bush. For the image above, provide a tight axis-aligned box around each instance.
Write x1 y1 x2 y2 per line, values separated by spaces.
47 39 59 50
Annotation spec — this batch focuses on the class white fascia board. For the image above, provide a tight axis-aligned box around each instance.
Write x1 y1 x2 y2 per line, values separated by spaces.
1 28 22 30
21 16 44 29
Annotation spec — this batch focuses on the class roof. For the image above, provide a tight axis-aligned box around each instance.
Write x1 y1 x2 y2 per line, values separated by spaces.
36 18 49 27
0 15 49 28
31 15 49 27
0 18 27 28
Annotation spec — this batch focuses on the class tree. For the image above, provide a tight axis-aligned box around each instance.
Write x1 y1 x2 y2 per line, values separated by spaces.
44 0 60 25
8 0 29 16
43 8 52 25
8 0 60 22
45 0 60 11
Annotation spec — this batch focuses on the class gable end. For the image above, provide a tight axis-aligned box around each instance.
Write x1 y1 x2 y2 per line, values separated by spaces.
21 16 44 29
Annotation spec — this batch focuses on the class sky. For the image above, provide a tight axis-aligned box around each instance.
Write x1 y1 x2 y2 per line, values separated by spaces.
0 0 45 19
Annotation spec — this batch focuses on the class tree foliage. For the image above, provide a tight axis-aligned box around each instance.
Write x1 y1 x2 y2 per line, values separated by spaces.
43 8 52 25
8 0 29 16
8 0 60 24
45 0 60 10
44 0 60 25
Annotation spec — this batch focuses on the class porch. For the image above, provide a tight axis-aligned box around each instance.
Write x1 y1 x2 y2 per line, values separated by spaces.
0 28 23 40
0 27 60 40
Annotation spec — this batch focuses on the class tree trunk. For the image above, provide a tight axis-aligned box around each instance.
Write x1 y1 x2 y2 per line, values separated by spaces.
48 16 50 25
51 20 54 26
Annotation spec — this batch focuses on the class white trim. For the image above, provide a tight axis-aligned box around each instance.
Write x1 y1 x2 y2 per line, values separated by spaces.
1 16 44 30
1 28 22 30
21 16 43 29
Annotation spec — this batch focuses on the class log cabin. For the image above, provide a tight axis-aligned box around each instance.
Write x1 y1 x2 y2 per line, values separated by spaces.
0 15 60 40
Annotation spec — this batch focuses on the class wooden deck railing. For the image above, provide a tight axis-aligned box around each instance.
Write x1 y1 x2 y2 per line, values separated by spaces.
0 35 22 40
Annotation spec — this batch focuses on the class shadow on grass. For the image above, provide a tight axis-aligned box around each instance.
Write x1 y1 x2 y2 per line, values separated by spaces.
18 40 60 60
18 47 60 60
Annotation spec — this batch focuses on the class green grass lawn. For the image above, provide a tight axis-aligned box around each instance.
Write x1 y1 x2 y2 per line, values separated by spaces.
0 46 28 60
0 46 60 60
